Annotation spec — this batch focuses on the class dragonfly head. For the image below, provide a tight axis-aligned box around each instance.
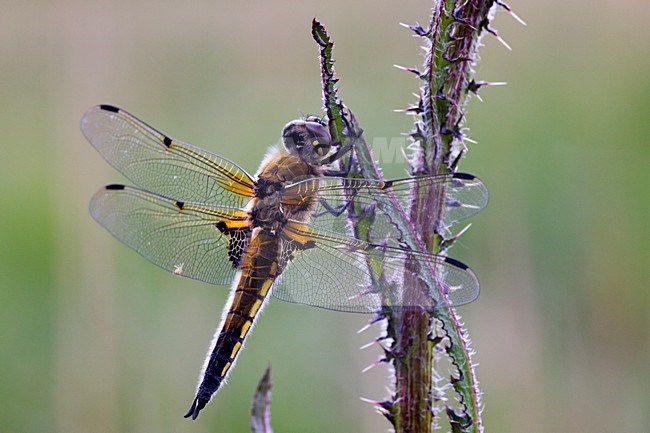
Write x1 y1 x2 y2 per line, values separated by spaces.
282 116 332 165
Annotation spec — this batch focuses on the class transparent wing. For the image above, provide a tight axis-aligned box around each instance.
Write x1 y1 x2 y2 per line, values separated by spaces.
81 105 255 208
90 184 251 286
283 172 488 233
272 220 480 313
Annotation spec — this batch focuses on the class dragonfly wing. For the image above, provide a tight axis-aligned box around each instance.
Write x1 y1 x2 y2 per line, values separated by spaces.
272 220 480 313
273 224 380 313
283 172 488 232
90 184 251 286
81 105 255 208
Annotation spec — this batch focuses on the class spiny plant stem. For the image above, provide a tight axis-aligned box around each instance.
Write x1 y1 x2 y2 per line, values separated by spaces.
250 364 273 433
392 2 499 432
312 0 504 429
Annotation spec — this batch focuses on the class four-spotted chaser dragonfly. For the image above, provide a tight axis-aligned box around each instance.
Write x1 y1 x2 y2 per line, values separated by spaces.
81 104 488 419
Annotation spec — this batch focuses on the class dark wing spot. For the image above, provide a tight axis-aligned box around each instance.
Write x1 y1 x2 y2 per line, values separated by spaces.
175 200 185 210
105 184 125 190
215 222 251 268
163 136 172 148
443 256 469 270
296 240 316 250
99 104 120 113
227 228 251 268
451 172 475 181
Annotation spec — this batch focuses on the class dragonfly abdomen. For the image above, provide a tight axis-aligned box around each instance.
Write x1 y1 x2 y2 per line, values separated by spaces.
185 230 281 420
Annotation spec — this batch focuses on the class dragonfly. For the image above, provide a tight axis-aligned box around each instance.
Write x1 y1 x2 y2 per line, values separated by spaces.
81 104 488 420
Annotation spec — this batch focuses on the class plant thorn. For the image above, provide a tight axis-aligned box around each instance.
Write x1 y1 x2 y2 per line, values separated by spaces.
486 25 512 50
496 1 527 26
393 64 422 77
359 397 381 405
362 359 385 373
357 323 372 334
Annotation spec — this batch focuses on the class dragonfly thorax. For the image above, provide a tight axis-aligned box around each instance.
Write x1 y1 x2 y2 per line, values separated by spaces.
250 146 321 237
253 178 283 198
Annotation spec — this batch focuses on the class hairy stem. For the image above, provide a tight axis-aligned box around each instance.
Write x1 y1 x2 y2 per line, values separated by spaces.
391 2 498 432
313 0 503 429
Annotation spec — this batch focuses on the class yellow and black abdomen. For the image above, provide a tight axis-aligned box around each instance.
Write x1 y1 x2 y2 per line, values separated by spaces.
185 230 281 420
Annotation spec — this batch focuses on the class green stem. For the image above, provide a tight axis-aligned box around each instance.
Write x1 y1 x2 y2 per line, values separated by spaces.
312 0 500 428
391 2 497 432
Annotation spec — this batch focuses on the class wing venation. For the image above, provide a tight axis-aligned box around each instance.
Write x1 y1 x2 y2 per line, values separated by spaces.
82 105 255 208
272 220 480 313
90 184 250 286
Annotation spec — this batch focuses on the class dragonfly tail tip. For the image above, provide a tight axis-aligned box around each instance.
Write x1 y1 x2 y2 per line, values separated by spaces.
183 396 207 420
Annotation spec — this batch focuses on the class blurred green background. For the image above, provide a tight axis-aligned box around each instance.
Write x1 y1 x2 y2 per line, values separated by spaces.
1 1 648 432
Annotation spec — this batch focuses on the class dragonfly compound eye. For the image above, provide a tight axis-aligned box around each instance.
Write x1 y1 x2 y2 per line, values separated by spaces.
304 121 331 157
281 120 307 151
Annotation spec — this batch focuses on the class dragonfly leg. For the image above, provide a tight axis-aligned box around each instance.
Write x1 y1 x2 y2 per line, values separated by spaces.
322 143 354 176
312 196 355 218
321 116 362 176
322 144 355 176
